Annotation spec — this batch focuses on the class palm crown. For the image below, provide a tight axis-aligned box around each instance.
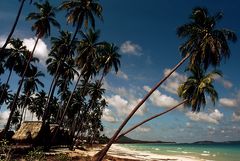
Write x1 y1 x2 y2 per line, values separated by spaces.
177 7 237 70
26 1 60 38
178 65 221 112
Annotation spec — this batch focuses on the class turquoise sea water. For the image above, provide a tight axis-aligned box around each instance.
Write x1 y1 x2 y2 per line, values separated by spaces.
119 143 240 161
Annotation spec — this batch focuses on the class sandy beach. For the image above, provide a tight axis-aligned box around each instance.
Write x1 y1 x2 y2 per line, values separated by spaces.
62 144 200 161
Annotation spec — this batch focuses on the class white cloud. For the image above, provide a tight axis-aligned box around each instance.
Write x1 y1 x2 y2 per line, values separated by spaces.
0 36 6 47
135 126 151 132
106 95 147 116
215 75 233 89
161 68 186 94
116 70 128 80
1 36 49 66
186 122 192 128
120 41 142 56
23 37 49 66
232 111 240 122
186 109 223 124
219 98 238 107
0 110 10 126
143 85 179 108
102 108 117 123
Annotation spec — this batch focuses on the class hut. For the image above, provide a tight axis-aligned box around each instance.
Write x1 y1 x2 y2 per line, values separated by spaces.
12 121 59 144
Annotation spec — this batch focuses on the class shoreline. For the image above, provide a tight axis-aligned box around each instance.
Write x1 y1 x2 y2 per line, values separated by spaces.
106 144 200 161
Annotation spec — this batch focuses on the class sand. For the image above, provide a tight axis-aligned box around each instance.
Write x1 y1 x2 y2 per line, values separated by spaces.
58 144 201 161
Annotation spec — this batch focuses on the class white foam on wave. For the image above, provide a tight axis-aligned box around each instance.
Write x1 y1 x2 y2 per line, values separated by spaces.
182 151 193 154
167 150 179 153
154 148 160 150
201 153 210 156
203 151 210 153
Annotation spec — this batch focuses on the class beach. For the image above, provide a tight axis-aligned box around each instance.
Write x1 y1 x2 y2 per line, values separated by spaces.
64 144 200 160
107 144 199 161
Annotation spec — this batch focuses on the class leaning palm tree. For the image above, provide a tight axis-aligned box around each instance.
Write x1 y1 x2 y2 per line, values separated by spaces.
59 0 103 42
95 7 237 160
2 1 60 136
116 65 221 141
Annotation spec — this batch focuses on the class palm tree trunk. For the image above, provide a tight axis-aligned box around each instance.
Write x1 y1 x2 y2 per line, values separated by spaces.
2 36 40 137
0 0 26 51
0 69 13 107
42 73 60 123
115 99 188 141
95 53 190 161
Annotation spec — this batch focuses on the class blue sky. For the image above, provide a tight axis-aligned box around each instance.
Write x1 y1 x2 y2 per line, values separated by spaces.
0 0 240 143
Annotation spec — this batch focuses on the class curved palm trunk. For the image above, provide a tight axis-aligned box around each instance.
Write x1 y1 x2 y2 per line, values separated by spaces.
1 0 26 51
0 69 13 107
95 53 190 161
115 100 188 141
2 36 40 137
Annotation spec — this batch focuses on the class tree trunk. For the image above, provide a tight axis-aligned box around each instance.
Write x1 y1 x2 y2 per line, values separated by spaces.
115 100 188 141
42 73 60 124
2 36 40 138
0 0 26 51
95 53 190 161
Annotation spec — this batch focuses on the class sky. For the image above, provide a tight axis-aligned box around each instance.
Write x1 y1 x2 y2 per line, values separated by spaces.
0 0 240 143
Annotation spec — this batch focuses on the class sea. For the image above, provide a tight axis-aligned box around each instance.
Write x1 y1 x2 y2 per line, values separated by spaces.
119 143 240 161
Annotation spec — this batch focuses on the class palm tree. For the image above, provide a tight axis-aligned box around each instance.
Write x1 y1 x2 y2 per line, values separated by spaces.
29 90 47 120
0 83 12 106
177 7 237 70
43 31 77 124
55 29 104 138
19 66 44 124
178 65 220 112
95 7 237 160
59 0 103 42
2 1 60 136
0 0 34 52
0 38 27 105
116 65 220 142
98 43 121 83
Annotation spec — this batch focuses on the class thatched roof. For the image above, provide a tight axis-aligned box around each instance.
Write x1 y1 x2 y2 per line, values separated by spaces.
12 121 59 141
12 121 42 141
